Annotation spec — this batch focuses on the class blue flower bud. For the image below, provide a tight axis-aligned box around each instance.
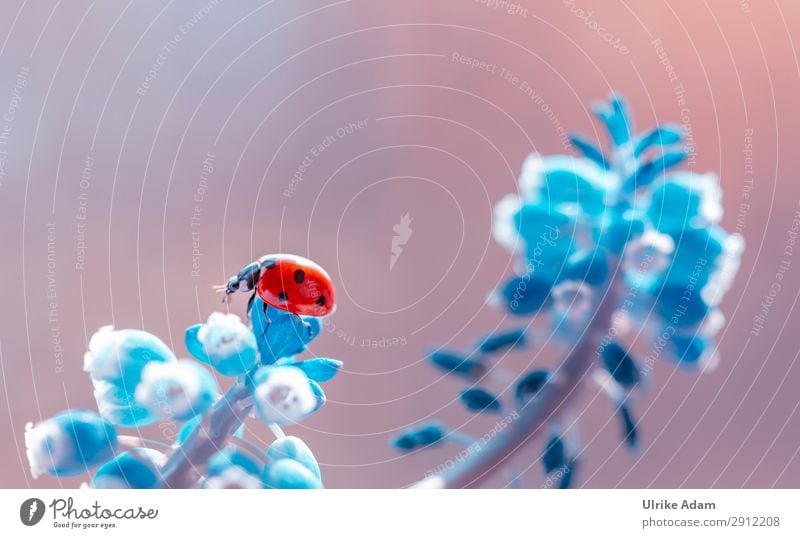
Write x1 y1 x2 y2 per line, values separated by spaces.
291 357 343 382
633 124 683 157
185 313 257 376
542 435 566 475
201 447 264 489
498 274 552 316
568 132 609 169
624 150 687 192
669 335 718 371
516 370 549 401
391 433 417 451
655 285 709 327
134 360 219 422
494 195 580 281
596 212 645 253
177 415 203 444
660 226 743 310
267 436 321 479
412 423 446 445
250 299 322 362
84 326 176 389
428 348 485 377
619 403 638 449
263 458 322 489
515 203 578 263
309 379 327 412
207 448 263 478
516 154 615 216
558 462 574 489
563 249 609 286
475 327 527 354
593 93 632 146
92 379 154 427
26 409 117 478
252 301 322 330
647 172 722 234
91 448 164 489
257 312 318 364
252 366 317 425
304 315 322 341
600 342 640 388
390 422 446 452
459 388 502 413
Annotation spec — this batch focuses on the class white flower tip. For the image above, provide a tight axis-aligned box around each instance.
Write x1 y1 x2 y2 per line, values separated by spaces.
89 325 115 351
492 194 524 253
25 421 57 479
700 310 726 338
82 351 93 373
135 361 208 420
698 349 720 373
698 172 723 224
641 229 675 254
85 325 118 374
206 311 242 327
592 369 625 403
205 466 262 489
726 232 746 255
518 152 545 195
611 309 632 336
200 312 253 358
702 232 745 307
485 290 502 309
197 324 208 345
411 475 445 489
254 367 316 425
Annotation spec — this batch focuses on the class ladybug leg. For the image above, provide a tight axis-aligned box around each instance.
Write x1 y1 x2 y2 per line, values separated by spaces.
214 261 261 302
247 292 256 315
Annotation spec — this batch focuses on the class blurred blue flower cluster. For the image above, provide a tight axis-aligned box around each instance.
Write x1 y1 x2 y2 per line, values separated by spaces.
395 94 744 488
27 292 341 489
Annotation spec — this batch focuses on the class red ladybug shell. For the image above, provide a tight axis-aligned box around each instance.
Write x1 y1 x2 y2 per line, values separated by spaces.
256 254 336 316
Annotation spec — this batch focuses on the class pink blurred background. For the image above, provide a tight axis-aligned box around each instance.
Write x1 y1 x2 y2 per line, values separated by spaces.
1 0 799 488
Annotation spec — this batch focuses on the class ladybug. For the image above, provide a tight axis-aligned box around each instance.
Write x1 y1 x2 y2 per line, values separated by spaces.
215 254 335 317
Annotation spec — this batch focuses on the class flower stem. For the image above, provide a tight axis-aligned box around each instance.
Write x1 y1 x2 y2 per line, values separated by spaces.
159 377 253 488
117 435 173 453
413 275 622 489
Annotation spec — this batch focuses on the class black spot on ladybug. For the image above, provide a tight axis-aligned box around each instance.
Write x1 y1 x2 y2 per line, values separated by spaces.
316 295 326 307
293 269 305 284
278 290 288 302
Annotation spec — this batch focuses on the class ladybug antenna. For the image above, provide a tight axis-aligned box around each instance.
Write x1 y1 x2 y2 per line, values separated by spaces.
212 284 232 303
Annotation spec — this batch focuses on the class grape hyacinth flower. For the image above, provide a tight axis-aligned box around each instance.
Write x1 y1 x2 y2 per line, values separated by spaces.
204 448 265 489
403 94 744 489
252 366 318 425
26 409 117 478
391 422 447 452
263 458 322 489
185 312 258 376
267 436 322 480
249 298 322 363
26 254 342 489
91 448 165 489
84 326 177 427
134 360 219 422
